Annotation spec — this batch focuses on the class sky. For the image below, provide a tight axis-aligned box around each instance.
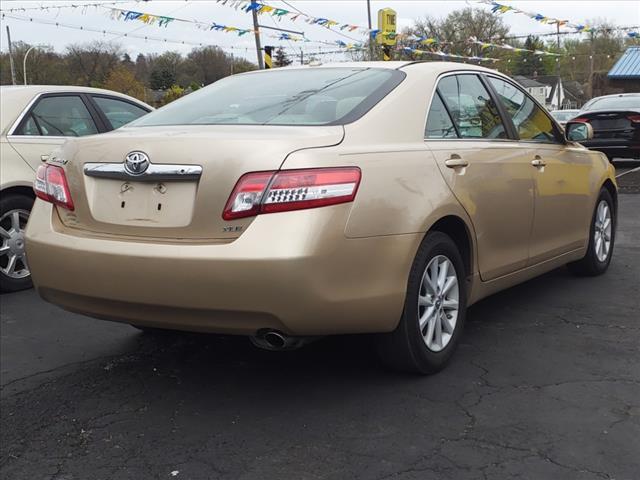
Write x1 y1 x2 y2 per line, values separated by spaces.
0 0 638 63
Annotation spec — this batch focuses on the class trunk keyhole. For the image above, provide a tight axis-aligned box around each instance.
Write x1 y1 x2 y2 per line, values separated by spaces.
157 203 162 211
121 201 125 208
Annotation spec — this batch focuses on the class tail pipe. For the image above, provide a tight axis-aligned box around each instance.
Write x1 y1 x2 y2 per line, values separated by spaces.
250 329 316 351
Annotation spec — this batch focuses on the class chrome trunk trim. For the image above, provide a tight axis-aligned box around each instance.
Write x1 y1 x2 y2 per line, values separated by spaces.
83 163 202 182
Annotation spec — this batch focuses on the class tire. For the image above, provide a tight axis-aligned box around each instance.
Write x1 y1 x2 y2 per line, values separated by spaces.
375 231 467 374
567 188 615 276
0 193 34 293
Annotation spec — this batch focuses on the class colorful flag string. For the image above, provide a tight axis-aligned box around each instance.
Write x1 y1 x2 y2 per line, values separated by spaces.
478 0 640 37
469 37 562 56
102 6 359 47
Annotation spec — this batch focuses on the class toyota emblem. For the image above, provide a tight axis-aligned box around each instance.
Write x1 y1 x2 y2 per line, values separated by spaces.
124 151 150 175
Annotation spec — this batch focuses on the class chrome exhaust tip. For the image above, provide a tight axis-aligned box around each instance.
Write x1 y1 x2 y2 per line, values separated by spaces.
250 329 315 351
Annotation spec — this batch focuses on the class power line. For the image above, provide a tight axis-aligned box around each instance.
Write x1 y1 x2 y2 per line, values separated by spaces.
0 1 134 13
1 12 247 51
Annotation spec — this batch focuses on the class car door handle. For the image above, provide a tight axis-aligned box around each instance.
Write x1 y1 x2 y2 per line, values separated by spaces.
531 158 546 167
445 156 469 168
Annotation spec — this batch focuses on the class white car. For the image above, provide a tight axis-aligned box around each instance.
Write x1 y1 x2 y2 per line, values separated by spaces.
0 85 152 292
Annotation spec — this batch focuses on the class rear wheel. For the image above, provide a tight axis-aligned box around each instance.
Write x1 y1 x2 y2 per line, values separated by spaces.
568 188 615 276
0 194 34 293
375 232 467 374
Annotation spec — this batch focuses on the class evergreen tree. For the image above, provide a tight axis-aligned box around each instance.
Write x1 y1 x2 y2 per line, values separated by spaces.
274 47 292 67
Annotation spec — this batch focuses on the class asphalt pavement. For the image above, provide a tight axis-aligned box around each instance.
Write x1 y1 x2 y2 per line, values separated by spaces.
1 195 639 480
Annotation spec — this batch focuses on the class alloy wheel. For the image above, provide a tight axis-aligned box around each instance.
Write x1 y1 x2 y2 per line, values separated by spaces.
418 255 459 352
0 209 30 280
594 200 612 263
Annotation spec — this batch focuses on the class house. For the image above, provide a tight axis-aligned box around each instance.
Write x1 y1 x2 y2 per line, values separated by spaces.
607 46 640 93
512 75 548 105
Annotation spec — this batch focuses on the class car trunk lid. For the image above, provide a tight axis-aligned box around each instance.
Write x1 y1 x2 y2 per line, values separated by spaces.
56 124 344 240
579 110 640 138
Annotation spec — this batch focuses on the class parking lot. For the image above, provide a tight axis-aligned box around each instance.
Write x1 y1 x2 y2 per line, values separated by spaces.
1 173 639 480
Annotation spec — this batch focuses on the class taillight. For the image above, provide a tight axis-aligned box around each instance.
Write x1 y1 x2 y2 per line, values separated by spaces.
572 117 589 123
628 114 640 123
222 167 361 220
33 164 75 211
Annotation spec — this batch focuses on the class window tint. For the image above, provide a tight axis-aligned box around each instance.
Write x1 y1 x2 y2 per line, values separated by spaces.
17 96 97 137
93 96 149 129
132 68 403 127
425 93 458 139
20 115 40 135
437 75 507 139
489 77 559 143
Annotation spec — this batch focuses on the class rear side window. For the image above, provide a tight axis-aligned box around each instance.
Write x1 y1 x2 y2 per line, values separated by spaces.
489 77 560 143
132 68 405 127
425 94 458 139
92 96 149 129
16 95 98 137
437 75 507 139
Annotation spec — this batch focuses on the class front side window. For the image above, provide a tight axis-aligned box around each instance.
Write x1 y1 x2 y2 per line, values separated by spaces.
425 93 458 139
437 74 507 139
16 95 98 137
489 77 560 143
92 96 149 129
131 68 404 127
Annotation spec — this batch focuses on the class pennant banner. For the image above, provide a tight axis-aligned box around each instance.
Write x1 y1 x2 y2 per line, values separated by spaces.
468 37 562 56
401 46 499 63
478 0 640 37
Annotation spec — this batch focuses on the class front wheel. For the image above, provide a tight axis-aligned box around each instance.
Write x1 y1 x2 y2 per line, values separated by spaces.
567 188 615 276
375 232 467 374
0 194 34 293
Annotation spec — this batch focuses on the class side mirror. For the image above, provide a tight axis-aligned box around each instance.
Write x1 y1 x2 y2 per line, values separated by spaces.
565 122 593 142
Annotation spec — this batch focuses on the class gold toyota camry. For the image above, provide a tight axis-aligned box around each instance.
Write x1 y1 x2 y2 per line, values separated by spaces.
25 62 617 374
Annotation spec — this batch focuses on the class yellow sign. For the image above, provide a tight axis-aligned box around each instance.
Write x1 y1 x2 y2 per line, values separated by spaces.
376 8 397 46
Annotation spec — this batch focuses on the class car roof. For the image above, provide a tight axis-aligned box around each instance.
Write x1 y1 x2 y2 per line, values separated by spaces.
240 61 499 75
0 85 151 135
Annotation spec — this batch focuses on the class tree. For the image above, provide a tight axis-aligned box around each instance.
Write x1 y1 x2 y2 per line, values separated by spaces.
187 46 233 85
103 65 145 100
274 47 292 67
134 53 150 85
66 41 122 86
149 67 176 90
161 84 185 105
512 36 547 76
404 7 510 58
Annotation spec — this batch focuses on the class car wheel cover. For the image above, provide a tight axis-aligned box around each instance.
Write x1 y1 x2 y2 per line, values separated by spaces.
0 209 30 279
594 200 612 263
418 255 459 352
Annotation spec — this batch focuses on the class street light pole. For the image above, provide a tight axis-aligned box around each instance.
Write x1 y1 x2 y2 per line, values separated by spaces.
23 45 37 85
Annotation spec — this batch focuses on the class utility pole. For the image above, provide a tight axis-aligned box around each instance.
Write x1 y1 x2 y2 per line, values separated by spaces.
300 50 304 65
556 22 562 109
250 0 264 69
588 31 595 99
366 0 374 60
6 26 17 85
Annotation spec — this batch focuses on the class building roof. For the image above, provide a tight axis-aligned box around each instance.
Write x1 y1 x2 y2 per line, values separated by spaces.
512 75 546 88
608 47 640 79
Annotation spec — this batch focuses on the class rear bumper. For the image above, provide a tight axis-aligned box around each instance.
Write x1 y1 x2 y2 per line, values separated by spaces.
26 201 421 336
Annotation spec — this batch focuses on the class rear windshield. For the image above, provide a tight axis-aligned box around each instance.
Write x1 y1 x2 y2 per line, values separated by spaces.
583 96 640 111
131 68 404 127
551 111 579 122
